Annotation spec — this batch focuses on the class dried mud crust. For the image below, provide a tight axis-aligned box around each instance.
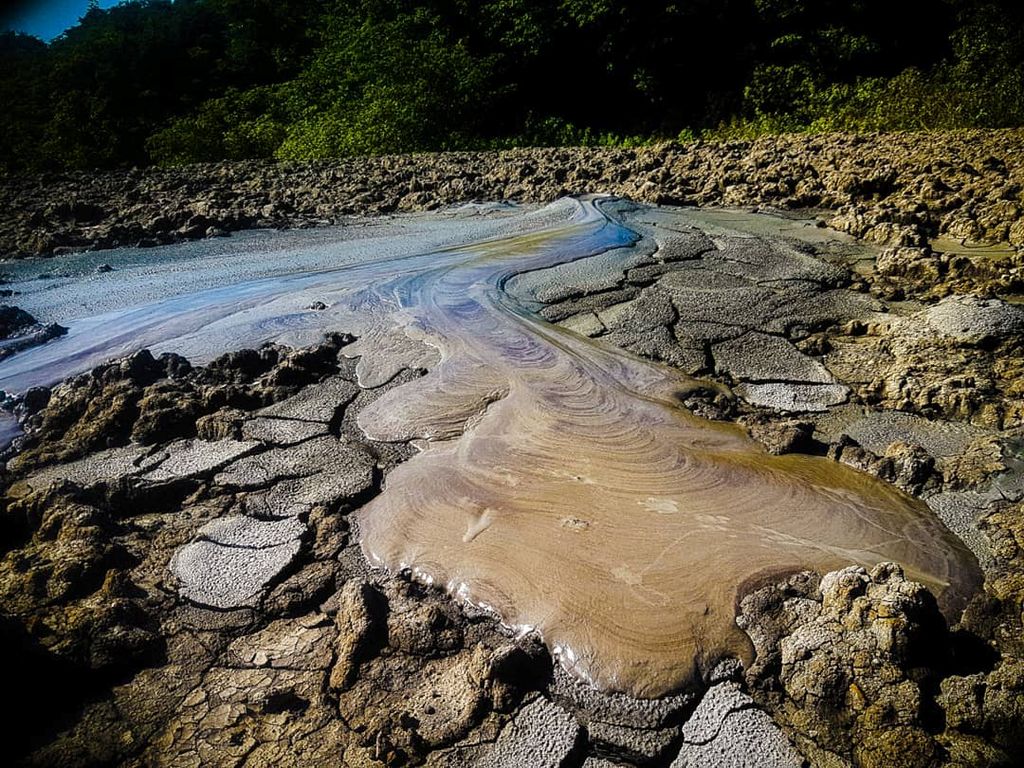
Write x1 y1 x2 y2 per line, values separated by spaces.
531 208 1024 433
1 130 1023 299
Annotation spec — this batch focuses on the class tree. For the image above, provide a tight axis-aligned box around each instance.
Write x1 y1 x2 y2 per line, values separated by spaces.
275 1 495 159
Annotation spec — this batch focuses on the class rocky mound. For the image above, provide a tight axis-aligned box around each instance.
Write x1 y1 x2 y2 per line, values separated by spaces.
1 130 1022 299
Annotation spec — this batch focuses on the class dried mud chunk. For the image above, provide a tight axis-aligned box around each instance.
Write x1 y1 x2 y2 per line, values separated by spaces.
225 613 334 671
739 563 958 765
131 381 202 444
478 696 581 768
386 593 464 657
401 645 490 748
241 417 328 446
918 296 1024 346
195 407 246 440
169 516 306 609
713 332 835 384
329 580 386 691
735 381 849 412
254 376 359 423
746 419 815 456
140 438 260 483
215 436 374 511
671 682 802 768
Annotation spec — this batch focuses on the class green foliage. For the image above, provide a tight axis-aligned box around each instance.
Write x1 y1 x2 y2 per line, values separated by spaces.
502 115 650 149
0 0 1022 171
275 4 494 159
0 32 50 173
146 86 289 164
726 0 1024 136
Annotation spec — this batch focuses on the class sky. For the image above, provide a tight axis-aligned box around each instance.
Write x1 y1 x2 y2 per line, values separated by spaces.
2 1 122 41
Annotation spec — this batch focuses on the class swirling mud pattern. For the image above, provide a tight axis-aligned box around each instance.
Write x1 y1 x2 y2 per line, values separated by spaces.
351 197 980 697
0 197 981 698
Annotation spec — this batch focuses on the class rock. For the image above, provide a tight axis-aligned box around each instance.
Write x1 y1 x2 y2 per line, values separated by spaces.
8 350 192 470
0 304 38 337
4 143 1024 766
0 490 159 675
738 563 957 766
20 385 51 416
816 408 989 462
671 682 803 768
169 516 306 609
0 305 68 361
385 585 465 657
478 696 581 768
939 674 987 732
826 311 1023 429
876 246 943 284
3 134 1024 289
203 346 279 382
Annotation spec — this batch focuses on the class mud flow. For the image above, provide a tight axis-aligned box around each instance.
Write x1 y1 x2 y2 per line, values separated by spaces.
0 197 981 698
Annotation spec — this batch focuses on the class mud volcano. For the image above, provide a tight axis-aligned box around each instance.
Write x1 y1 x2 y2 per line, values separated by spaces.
0 197 982 700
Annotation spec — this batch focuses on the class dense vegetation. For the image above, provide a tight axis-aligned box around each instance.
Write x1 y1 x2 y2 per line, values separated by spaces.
1 0 1022 171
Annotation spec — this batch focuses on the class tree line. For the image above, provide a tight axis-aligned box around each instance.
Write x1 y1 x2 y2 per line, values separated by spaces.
1 0 1022 171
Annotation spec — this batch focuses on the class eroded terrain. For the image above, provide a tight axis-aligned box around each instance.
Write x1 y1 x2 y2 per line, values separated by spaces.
1 197 1022 766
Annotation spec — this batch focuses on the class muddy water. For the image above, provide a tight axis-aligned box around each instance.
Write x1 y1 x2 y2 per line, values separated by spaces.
0 202 552 392
353 198 980 697
0 197 981 698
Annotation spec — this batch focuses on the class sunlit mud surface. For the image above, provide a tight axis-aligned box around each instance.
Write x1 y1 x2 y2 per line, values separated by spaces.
0 197 981 698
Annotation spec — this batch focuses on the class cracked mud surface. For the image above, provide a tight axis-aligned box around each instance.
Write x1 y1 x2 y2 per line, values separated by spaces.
0 195 1023 766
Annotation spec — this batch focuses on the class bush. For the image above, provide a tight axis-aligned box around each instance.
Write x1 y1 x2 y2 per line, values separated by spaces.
502 115 649 149
146 87 288 165
275 6 493 160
